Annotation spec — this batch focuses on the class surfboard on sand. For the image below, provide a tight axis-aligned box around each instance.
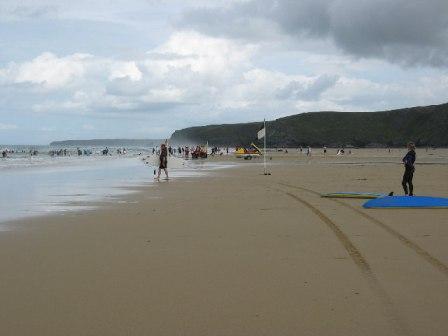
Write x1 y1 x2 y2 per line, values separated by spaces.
321 192 386 199
363 196 448 209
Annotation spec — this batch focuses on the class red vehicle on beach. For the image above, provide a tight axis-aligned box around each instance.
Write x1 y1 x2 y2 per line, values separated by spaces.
191 145 208 159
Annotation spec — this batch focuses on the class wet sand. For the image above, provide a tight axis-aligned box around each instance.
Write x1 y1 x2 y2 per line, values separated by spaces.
1 149 447 336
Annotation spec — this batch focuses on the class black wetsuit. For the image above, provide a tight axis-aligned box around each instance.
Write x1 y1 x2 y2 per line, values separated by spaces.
402 150 416 196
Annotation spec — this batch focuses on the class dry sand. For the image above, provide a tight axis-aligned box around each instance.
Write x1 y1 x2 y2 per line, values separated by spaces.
1 148 447 336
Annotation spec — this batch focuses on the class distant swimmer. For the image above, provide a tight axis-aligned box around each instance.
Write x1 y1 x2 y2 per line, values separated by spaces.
156 143 169 181
402 142 416 196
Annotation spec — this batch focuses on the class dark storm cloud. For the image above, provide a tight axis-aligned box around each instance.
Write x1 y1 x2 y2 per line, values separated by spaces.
6 5 58 20
178 0 448 67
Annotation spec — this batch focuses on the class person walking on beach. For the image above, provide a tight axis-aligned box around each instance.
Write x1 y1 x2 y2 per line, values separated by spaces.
402 142 416 196
156 143 169 181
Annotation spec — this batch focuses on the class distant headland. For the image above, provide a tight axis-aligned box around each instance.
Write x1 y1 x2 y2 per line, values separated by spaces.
170 103 448 147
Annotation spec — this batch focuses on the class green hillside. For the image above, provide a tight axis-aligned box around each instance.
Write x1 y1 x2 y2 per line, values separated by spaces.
171 103 448 147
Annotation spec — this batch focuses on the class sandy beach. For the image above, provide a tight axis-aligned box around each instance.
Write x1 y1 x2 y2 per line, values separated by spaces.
1 149 447 336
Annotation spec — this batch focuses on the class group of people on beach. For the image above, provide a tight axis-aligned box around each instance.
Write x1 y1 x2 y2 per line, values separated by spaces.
2 140 417 195
297 146 313 156
153 145 217 158
152 142 211 181
48 148 113 157
1 149 38 157
296 146 351 156
153 141 418 196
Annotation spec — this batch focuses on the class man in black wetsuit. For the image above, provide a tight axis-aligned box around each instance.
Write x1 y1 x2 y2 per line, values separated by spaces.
402 142 416 196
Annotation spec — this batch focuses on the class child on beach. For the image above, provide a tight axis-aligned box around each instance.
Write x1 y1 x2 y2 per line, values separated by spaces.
156 143 169 181
402 142 416 196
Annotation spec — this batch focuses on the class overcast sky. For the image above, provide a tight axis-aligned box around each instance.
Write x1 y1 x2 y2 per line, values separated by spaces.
1 0 447 144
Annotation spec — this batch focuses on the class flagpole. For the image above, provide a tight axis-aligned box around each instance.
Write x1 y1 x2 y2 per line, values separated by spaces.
263 119 267 175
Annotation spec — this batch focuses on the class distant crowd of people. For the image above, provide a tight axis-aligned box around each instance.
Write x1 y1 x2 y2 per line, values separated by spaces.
49 149 69 156
1 141 419 196
294 146 350 156
1 148 38 158
1 147 133 158
152 143 232 181
151 145 229 159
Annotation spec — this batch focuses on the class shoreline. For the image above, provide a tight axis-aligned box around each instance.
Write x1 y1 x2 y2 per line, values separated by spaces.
2 148 447 228
0 155 236 225
0 158 240 231
1 150 447 335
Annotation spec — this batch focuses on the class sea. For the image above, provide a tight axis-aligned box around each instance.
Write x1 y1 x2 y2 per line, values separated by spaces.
0 145 223 227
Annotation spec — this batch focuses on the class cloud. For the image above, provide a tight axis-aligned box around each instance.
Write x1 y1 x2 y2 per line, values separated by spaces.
1 29 447 135
0 2 58 21
40 127 54 132
82 124 95 130
276 74 340 101
12 52 93 89
178 0 448 67
144 31 257 77
317 74 448 112
0 123 18 130
109 62 142 81
0 0 246 27
0 32 255 115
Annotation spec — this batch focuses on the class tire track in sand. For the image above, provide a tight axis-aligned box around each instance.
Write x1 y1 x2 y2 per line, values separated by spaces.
279 182 448 277
277 188 410 335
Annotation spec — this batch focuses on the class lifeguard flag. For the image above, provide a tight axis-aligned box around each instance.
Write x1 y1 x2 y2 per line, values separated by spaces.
257 126 265 140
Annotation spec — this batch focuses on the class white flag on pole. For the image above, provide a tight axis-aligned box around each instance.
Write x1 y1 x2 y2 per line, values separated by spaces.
257 127 265 140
